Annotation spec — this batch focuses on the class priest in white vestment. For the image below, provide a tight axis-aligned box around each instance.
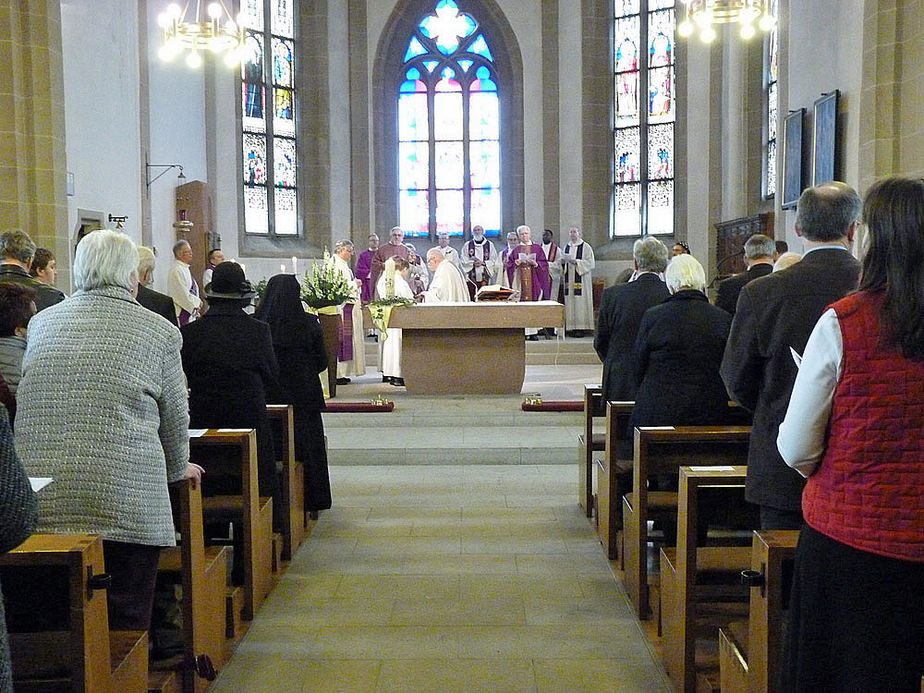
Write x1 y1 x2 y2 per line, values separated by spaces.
423 249 471 303
459 224 498 300
375 256 414 386
560 226 596 335
328 239 366 382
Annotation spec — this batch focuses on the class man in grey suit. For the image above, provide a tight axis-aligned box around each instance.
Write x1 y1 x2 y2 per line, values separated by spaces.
715 233 776 315
720 182 862 529
594 236 670 402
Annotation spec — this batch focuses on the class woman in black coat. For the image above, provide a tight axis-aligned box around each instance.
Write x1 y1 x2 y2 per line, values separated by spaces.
254 274 331 512
628 254 739 439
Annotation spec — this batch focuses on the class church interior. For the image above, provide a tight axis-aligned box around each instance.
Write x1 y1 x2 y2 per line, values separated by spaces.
2 0 923 691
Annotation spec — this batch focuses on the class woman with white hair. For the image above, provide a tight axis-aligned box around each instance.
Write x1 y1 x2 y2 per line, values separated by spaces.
627 254 740 443
16 229 201 632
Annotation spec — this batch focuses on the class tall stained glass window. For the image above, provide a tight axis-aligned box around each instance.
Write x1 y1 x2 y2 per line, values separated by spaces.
241 0 298 236
764 0 779 198
398 0 501 237
613 0 676 237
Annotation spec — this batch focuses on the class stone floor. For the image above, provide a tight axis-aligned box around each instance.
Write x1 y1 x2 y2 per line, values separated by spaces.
207 344 672 691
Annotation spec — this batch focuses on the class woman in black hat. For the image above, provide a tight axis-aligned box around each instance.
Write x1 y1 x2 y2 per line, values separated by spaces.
254 274 331 512
180 262 281 511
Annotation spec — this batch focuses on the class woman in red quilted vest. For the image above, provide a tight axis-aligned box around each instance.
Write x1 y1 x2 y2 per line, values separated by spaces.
777 176 924 692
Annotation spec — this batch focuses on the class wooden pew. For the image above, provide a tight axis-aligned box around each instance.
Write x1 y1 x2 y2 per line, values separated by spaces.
595 400 634 561
719 529 799 693
267 404 306 559
156 478 231 691
0 533 149 693
189 428 274 621
622 425 751 620
660 466 755 692
578 384 605 518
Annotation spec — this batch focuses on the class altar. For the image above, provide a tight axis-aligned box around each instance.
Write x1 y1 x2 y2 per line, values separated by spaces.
385 301 564 395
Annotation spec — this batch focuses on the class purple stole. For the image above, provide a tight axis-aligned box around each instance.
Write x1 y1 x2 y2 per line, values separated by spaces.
178 274 199 326
563 242 584 296
339 304 354 361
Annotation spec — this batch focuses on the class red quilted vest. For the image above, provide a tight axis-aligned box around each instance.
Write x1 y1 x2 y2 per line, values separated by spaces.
802 291 924 562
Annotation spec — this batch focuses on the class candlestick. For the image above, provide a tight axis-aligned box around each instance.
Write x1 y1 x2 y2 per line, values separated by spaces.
291 256 298 274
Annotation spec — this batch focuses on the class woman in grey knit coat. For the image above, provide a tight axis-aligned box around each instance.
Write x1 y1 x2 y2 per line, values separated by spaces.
15 229 202 631
0 404 38 692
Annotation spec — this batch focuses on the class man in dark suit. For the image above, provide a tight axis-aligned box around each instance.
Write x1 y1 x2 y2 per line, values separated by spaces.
0 230 65 312
594 236 670 402
720 182 862 529
135 246 178 327
715 233 776 315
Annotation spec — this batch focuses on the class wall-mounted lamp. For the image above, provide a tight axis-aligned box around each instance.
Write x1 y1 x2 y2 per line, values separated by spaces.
108 214 128 229
146 161 186 189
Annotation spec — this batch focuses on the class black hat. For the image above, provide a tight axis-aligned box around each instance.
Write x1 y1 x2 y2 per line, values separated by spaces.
205 261 256 300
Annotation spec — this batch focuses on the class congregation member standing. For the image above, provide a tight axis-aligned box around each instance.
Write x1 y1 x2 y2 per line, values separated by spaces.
714 233 775 315
423 249 470 303
135 246 178 326
0 230 64 312
28 248 65 297
0 403 38 693
459 225 497 300
0 285 35 397
354 233 378 304
594 237 670 403
181 262 279 505
255 274 332 513
721 181 862 530
560 226 596 336
328 240 365 384
777 176 924 691
430 231 460 266
370 227 410 294
201 248 224 289
17 229 201 633
167 239 201 326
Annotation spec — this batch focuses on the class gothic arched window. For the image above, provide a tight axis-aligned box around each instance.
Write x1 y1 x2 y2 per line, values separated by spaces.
241 0 298 237
398 0 501 238
613 0 676 237
764 0 779 198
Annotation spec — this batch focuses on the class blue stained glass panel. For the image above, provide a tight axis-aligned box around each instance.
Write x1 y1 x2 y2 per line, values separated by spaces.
768 82 777 141
458 60 473 73
274 88 295 135
275 188 298 235
399 142 430 189
398 93 429 140
469 92 499 139
470 188 501 235
273 38 293 87
475 65 490 80
435 190 464 236
615 0 640 17
437 67 459 85
271 0 294 38
244 186 268 234
615 17 640 72
647 123 673 180
649 9 674 67
406 67 421 81
405 37 427 62
243 133 267 185
273 137 297 187
648 66 674 121
433 91 463 139
242 83 265 128
399 190 430 237
243 0 264 31
471 77 496 92
423 60 439 73
469 141 499 188
468 35 493 61
615 127 640 183
434 142 464 188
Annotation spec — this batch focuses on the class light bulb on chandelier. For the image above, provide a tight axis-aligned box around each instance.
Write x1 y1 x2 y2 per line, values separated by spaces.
156 0 245 67
677 0 775 43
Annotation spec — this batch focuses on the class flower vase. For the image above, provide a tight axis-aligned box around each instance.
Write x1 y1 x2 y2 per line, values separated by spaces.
317 310 341 398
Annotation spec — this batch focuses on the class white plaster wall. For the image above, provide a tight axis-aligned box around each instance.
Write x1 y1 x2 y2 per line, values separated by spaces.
61 0 143 290
779 0 864 246
685 39 713 268
558 1 583 239
143 0 209 292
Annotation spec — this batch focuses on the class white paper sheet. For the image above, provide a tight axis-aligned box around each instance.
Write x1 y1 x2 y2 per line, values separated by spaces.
29 477 53 492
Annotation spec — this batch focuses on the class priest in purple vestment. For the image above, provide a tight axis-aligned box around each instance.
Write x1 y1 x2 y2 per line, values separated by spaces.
354 233 378 304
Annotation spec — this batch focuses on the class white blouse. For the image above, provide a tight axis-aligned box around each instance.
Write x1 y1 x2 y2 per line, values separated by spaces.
776 308 843 478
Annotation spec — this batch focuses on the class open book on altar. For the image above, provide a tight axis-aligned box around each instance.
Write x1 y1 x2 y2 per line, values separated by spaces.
475 284 516 302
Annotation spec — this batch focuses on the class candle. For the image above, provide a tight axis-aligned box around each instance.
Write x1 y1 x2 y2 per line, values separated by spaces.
291 256 298 274
281 263 286 273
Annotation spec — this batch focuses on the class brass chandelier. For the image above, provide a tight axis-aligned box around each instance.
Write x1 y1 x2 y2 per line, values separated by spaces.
157 1 245 68
677 0 775 42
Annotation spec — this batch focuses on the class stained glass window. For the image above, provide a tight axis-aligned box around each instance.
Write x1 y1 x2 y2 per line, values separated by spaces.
764 0 779 198
241 0 298 236
397 0 501 237
613 0 676 237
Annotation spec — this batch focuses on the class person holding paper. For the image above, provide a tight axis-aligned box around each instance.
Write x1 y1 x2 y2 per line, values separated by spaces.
506 225 550 302
16 229 201 633
460 225 497 300
560 226 596 336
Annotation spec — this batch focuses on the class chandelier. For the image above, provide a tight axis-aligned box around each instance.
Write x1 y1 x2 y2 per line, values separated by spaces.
677 0 775 42
157 1 245 68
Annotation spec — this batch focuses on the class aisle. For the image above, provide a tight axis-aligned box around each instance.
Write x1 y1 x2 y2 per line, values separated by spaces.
209 465 671 692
